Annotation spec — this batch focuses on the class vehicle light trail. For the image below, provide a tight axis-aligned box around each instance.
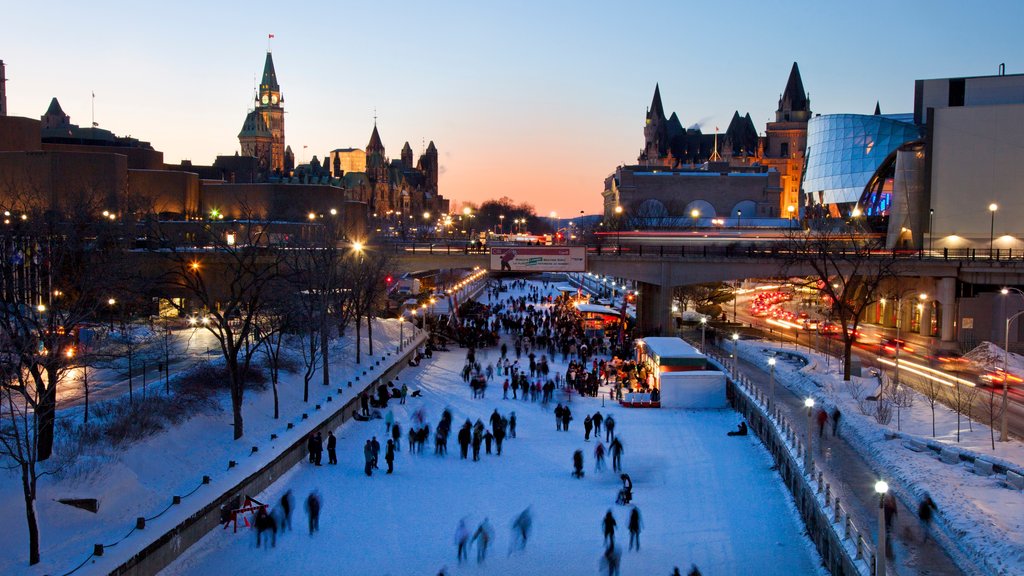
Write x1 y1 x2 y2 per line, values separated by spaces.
878 357 977 388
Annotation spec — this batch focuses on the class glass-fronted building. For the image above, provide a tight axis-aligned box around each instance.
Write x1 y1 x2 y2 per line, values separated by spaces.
801 113 922 212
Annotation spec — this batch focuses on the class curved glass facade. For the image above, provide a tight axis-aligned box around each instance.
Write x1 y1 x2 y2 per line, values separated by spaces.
802 114 922 206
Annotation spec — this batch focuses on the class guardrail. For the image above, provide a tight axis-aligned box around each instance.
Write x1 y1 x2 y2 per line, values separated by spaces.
380 241 1024 263
704 349 877 575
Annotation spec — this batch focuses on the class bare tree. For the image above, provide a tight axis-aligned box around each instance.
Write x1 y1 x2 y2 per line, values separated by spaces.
151 216 284 440
254 301 287 420
350 250 392 364
920 374 946 438
983 387 1002 450
783 225 900 381
946 381 972 442
889 377 915 431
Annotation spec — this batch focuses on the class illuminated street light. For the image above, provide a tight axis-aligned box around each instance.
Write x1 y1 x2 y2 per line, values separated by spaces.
989 203 999 256
804 397 815 471
352 241 364 253
875 480 890 576
768 356 776 409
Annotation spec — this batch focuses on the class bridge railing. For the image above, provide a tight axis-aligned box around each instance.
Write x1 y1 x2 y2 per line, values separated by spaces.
381 240 1024 263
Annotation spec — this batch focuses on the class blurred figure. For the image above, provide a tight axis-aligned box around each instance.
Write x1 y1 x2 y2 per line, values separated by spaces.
385 439 396 474
279 490 293 532
254 506 276 548
603 509 617 545
473 518 494 563
919 492 937 543
455 519 470 563
628 507 642 551
573 449 585 478
305 490 321 535
600 542 622 576
510 507 533 553
595 441 606 472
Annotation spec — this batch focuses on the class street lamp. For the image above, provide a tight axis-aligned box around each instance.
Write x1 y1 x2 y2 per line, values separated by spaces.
875 480 890 576
107 298 117 331
731 332 739 370
989 203 998 256
499 214 505 234
700 316 707 353
614 205 624 247
929 208 935 254
736 209 742 227
892 291 927 393
768 356 776 410
804 397 815 472
690 208 700 229
999 287 1024 441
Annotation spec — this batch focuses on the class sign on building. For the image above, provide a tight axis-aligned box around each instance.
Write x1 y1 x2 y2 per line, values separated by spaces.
489 246 586 272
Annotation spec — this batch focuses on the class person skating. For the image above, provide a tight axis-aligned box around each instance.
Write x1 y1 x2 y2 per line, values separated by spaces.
455 519 470 563
279 490 293 532
595 441 606 472
831 407 841 437
555 403 564 431
602 542 622 576
561 405 572 431
307 433 317 464
628 506 642 550
305 490 321 535
919 492 937 543
326 430 337 465
312 432 323 466
602 509 617 545
573 449 585 478
484 430 494 454
385 439 396 474
510 507 532 553
584 414 593 441
605 414 616 442
610 437 624 472
363 440 374 477
593 411 604 436
494 422 505 455
371 436 380 469
816 408 828 438
472 426 482 461
473 518 493 563
489 409 502 436
391 422 402 453
360 391 370 417
509 411 517 438
458 422 471 460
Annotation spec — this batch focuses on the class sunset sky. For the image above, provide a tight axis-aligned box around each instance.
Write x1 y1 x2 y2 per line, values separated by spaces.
3 1 1021 215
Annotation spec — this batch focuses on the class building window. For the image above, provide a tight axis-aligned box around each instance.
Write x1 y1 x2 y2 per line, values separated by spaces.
780 142 789 158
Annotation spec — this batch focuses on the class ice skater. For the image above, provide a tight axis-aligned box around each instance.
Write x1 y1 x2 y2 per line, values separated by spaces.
603 509 617 545
509 507 532 553
305 490 321 535
473 518 493 563
628 506 642 550
455 519 470 563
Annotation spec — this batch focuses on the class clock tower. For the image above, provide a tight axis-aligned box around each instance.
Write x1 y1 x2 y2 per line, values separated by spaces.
240 51 286 173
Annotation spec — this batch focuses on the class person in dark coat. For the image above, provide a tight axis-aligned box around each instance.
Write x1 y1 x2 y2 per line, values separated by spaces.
307 433 317 464
370 436 380 469
561 405 572 431
573 449 585 478
918 492 937 542
305 490 321 535
279 490 293 532
610 437 624 472
816 409 828 438
484 430 494 454
472 427 483 461
628 507 642 550
605 415 616 442
727 422 748 436
363 440 374 476
321 431 333 465
584 415 593 441
313 432 324 465
602 509 617 545
391 423 402 452
593 411 604 436
385 439 396 474
831 408 841 437
883 492 898 533
554 403 564 431
509 412 517 438
360 391 370 417
494 423 505 455
458 423 471 459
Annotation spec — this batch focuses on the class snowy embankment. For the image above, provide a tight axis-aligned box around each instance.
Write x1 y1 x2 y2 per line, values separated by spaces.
735 339 1024 576
0 318 424 576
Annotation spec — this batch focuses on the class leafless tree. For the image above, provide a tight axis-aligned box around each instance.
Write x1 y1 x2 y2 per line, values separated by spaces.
889 377 915 431
983 387 1002 450
920 374 946 438
350 250 393 364
783 225 900 381
946 381 973 442
254 296 287 420
150 214 284 440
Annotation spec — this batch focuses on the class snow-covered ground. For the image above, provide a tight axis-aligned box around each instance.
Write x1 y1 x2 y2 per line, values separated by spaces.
164 282 825 576
735 338 1024 576
0 318 427 576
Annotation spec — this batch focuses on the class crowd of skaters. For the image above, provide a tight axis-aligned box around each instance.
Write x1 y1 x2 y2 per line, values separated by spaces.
253 277 714 573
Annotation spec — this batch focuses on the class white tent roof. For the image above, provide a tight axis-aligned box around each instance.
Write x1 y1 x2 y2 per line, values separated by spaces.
576 303 621 316
638 337 704 359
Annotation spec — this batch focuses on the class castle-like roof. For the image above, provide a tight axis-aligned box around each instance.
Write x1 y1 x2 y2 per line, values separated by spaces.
367 124 384 151
238 110 272 138
781 62 809 112
261 52 279 92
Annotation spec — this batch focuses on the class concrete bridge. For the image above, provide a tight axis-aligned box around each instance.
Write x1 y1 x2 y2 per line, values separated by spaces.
387 242 1024 341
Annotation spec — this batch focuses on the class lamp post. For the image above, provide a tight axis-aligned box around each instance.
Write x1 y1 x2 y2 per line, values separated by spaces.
731 332 739 371
787 205 796 229
398 315 405 350
999 287 1024 441
875 480 889 576
690 208 700 229
736 209 742 227
804 397 815 472
768 356 776 410
928 208 935 254
989 203 998 257
499 214 505 234
614 205 623 247
700 316 707 353
107 297 117 331
892 292 927 392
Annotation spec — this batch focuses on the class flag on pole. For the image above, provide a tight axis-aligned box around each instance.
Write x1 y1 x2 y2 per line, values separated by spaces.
268 33 275 39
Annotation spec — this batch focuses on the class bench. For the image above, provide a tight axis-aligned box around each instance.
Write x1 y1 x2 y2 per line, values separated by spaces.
902 439 929 453
1007 470 1024 491
939 447 960 465
973 459 995 477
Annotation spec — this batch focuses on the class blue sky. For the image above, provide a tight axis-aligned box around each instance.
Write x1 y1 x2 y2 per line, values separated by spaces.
3 0 1021 214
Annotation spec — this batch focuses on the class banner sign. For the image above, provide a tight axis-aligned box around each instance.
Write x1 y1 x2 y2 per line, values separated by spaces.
489 246 586 272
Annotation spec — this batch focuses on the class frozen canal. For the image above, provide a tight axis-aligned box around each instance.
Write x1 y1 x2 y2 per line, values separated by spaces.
165 283 823 576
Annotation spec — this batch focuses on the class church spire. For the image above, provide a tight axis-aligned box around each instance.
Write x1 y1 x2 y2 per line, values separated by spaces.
874 101 882 115
648 83 666 123
261 52 279 92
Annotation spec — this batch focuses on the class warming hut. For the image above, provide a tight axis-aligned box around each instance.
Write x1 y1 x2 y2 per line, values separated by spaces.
632 337 726 409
